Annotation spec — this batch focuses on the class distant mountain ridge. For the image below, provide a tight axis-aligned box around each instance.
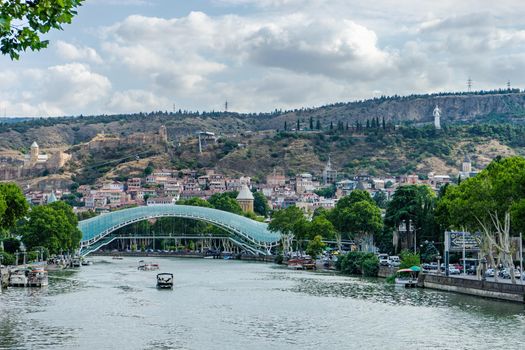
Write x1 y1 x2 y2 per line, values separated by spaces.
0 89 524 149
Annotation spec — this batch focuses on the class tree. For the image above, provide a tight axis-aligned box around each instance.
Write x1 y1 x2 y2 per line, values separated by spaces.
268 206 306 254
296 118 300 131
385 184 437 247
20 203 82 254
436 156 525 283
373 190 388 209
177 197 211 208
0 182 29 232
309 116 313 130
253 191 269 217
144 165 153 176
306 215 335 240
284 121 288 131
399 250 421 269
329 190 382 251
208 191 242 214
306 235 325 258
330 121 333 130
316 119 321 130
345 200 383 251
0 0 85 60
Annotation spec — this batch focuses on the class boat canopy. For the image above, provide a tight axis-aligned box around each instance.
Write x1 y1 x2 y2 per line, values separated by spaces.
397 266 421 273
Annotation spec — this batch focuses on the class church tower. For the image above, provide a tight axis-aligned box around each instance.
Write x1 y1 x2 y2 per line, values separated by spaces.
236 184 254 213
159 125 168 144
30 141 39 164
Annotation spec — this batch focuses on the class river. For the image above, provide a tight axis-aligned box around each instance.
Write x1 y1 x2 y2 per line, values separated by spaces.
1 257 524 350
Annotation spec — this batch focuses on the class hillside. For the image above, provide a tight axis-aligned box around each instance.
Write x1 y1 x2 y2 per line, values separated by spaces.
2 90 525 185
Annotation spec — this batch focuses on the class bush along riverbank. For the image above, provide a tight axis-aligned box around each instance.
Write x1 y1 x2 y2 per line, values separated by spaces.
336 252 379 277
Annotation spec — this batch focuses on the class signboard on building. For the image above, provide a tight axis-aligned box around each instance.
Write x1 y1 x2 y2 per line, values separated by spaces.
445 231 481 252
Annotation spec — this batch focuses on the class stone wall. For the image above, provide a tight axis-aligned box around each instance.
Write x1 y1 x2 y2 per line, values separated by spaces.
378 266 397 278
419 274 525 303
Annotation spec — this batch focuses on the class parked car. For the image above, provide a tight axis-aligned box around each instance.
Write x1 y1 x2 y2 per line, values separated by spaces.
448 266 460 275
388 256 400 267
378 254 389 266
485 268 495 277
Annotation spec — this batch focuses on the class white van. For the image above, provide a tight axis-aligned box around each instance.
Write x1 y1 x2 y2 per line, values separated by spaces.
378 254 389 266
388 256 400 267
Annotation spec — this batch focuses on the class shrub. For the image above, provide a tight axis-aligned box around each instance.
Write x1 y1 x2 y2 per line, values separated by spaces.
0 251 15 266
338 251 379 276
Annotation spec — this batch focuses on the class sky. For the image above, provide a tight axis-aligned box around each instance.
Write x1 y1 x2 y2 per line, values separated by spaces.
0 0 524 117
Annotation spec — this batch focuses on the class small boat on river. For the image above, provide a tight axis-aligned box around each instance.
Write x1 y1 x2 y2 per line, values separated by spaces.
138 260 160 271
156 273 174 289
287 256 316 270
395 266 420 288
9 268 29 287
28 268 48 287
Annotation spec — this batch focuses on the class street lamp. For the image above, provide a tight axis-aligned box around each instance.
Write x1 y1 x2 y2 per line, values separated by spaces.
436 255 442 275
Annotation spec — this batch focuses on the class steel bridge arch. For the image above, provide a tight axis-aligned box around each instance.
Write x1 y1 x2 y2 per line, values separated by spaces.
78 205 281 256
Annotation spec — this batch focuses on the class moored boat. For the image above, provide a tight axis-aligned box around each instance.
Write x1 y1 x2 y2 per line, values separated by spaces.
72 257 81 267
287 258 304 270
9 268 29 287
27 268 48 287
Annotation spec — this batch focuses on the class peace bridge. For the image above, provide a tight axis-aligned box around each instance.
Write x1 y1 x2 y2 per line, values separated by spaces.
78 205 282 256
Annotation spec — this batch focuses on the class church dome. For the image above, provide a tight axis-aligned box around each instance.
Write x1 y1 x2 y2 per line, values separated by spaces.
31 141 39 148
236 184 254 200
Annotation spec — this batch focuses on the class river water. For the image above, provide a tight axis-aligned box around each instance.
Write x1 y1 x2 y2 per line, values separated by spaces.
1 257 524 350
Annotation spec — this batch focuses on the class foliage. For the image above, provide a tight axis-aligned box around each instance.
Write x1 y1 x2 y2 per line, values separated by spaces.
314 184 336 198
373 190 388 209
2 237 20 254
208 191 242 214
177 197 211 207
306 235 326 258
0 0 84 60
19 203 82 254
399 250 421 269
77 210 98 221
0 251 15 265
306 215 335 240
144 165 153 176
385 184 438 244
0 182 29 230
420 241 439 263
268 206 306 237
253 191 270 216
436 156 525 234
338 251 379 277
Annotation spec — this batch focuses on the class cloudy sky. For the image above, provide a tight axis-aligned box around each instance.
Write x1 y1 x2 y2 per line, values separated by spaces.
0 0 523 117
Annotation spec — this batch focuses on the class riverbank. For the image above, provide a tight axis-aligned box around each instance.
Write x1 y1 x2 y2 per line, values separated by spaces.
418 273 525 303
379 265 525 303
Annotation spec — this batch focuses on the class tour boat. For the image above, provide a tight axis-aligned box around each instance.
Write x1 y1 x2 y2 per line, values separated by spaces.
394 267 420 288
9 268 29 287
156 273 174 289
27 268 48 287
138 261 160 271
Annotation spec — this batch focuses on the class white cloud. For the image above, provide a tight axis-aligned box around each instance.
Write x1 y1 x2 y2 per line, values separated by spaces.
2 1 525 116
55 41 104 64
0 64 111 116
107 89 170 113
